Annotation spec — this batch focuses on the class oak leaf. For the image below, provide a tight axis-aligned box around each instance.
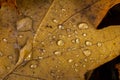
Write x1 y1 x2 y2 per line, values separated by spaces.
0 0 120 80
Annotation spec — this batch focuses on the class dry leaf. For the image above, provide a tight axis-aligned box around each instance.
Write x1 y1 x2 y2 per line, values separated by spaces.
0 0 120 80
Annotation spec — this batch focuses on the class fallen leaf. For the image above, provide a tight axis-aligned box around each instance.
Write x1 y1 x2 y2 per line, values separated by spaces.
0 0 53 79
0 0 120 80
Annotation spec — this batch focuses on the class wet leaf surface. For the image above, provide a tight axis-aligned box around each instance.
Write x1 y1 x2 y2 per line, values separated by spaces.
0 0 120 80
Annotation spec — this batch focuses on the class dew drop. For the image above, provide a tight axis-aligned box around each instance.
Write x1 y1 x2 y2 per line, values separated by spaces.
38 56 43 60
62 8 66 12
82 33 87 37
41 41 45 45
71 38 80 44
68 59 73 63
65 14 68 16
60 14 62 17
85 41 92 46
54 51 61 55
52 35 56 39
67 48 71 51
75 38 80 44
39 48 46 53
89 58 94 63
97 42 102 47
83 49 91 57
57 40 64 46
53 19 58 23
58 24 64 29
57 69 61 72
3 38 7 42
6 66 10 70
30 64 37 69
82 64 86 68
68 34 71 38
71 47 77 50
76 55 79 57
84 58 88 62
75 63 78 67
75 68 78 72
74 30 78 34
66 28 71 32
56 76 60 79
100 54 104 57
8 55 13 59
78 23 89 29
19 35 23 38
24 53 32 61
71 39 75 43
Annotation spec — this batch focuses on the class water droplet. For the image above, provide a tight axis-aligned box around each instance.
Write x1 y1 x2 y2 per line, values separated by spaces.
75 63 78 67
67 48 71 51
91 60 94 63
39 48 46 53
78 23 89 29
0 52 3 57
71 39 75 43
68 59 73 63
100 54 104 57
53 19 58 23
60 14 62 17
62 8 66 12
58 24 64 29
41 41 45 45
82 64 86 68
89 58 94 63
65 14 68 16
71 47 77 50
19 35 23 38
8 55 13 59
3 38 7 42
66 28 71 32
84 58 88 62
97 42 102 47
57 40 64 46
52 35 56 39
76 55 79 57
54 51 61 55
82 33 87 37
73 25 76 27
75 68 78 72
24 53 32 61
30 64 37 69
68 34 71 38
85 41 92 46
71 38 80 44
58 34 62 38
6 66 10 70
74 30 78 34
57 69 61 72
38 56 43 60
75 38 80 44
83 49 91 57
56 76 60 79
